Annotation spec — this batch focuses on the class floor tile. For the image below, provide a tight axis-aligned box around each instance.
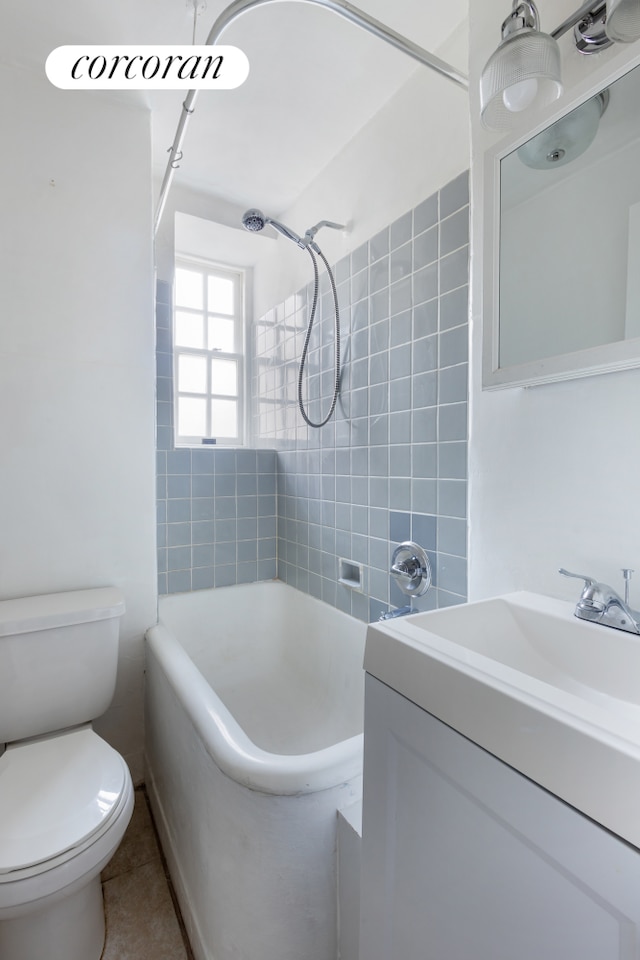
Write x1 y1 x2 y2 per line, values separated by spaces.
100 787 193 960
102 789 158 882
102 859 188 960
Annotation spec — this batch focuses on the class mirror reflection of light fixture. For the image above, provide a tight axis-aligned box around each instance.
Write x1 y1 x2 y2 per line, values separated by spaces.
480 1 563 131
517 90 609 168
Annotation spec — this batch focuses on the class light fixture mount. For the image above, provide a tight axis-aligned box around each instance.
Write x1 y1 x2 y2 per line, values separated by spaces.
574 2 615 52
502 0 538 37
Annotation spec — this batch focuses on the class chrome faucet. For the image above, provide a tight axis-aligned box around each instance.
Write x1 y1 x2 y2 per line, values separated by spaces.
378 605 413 622
559 568 640 635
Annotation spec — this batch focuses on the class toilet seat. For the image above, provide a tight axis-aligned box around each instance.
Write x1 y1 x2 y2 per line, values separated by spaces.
0 726 129 879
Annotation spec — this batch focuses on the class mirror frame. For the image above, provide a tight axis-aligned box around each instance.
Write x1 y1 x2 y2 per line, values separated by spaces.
482 49 640 390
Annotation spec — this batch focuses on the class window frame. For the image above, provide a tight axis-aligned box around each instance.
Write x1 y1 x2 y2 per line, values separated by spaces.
173 256 246 447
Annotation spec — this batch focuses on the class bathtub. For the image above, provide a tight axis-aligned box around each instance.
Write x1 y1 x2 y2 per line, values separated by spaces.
144 580 366 960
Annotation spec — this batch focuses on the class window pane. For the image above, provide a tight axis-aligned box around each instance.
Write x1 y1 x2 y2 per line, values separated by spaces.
175 311 204 348
208 316 235 352
175 268 203 309
211 399 237 437
178 397 206 436
208 275 234 315
211 358 237 396
178 354 207 393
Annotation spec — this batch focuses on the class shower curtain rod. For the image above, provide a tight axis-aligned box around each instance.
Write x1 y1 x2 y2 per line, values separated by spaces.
154 0 469 233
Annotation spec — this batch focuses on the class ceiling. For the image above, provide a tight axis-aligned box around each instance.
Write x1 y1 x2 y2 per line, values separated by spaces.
2 0 468 217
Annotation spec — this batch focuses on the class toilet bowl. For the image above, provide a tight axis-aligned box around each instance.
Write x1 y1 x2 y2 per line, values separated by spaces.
0 588 134 960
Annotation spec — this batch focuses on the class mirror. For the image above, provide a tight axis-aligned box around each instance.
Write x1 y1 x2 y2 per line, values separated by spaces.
483 54 640 389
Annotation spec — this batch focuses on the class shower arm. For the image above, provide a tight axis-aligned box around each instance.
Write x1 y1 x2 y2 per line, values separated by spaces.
154 0 469 232
304 220 344 242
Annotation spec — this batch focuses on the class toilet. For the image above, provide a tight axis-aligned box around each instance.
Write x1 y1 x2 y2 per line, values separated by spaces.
0 587 135 960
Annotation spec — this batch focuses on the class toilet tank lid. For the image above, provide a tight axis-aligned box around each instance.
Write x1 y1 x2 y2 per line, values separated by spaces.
0 587 125 637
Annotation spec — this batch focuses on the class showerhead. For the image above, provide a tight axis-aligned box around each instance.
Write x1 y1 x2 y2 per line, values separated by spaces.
242 208 267 232
241 208 305 247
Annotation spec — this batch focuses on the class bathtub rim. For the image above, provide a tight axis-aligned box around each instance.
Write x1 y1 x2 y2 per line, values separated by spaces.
145 589 364 796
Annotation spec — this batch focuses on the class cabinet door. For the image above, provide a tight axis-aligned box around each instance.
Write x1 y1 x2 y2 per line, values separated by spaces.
360 674 640 960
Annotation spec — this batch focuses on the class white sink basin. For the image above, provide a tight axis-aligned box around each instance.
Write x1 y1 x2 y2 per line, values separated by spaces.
366 591 640 849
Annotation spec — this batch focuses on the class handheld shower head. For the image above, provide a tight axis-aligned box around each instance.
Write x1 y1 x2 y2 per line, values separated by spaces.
241 208 305 247
268 219 305 247
241 203 345 429
242 208 267 232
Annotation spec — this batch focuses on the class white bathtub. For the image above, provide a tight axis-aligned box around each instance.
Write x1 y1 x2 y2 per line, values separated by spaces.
144 581 366 960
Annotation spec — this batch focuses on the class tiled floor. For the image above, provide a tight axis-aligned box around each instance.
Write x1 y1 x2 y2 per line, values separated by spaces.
101 787 193 960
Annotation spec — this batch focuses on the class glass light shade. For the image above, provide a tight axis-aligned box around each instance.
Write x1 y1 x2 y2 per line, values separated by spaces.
606 0 640 41
517 93 606 169
481 29 563 131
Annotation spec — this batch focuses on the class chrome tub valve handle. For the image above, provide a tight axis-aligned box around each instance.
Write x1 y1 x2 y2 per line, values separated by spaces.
390 542 432 598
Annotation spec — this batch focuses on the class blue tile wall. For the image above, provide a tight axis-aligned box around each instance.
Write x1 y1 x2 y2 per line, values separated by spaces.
155 281 277 595
251 171 469 620
155 172 468 611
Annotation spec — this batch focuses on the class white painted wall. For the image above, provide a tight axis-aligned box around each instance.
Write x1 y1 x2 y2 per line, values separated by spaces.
155 182 255 284
0 64 156 780
251 22 470 319
469 2 640 602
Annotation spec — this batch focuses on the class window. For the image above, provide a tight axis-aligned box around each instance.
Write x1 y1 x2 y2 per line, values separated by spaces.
173 259 245 446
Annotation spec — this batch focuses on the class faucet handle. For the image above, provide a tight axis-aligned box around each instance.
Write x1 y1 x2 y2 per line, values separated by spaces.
559 568 606 615
390 542 431 598
559 568 598 589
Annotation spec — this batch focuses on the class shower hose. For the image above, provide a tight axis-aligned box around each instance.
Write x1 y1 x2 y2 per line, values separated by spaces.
298 245 341 429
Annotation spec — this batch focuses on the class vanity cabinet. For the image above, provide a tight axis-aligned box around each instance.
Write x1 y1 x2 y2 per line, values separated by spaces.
360 674 640 960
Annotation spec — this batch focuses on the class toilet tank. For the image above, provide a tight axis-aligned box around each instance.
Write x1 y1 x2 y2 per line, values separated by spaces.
0 587 126 744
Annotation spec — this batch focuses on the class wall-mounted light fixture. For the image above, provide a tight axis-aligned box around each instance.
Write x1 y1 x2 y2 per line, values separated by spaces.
481 0 640 130
480 2 562 131
606 0 640 42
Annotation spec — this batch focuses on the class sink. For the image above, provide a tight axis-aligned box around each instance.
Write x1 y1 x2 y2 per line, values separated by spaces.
406 594 640 708
366 591 640 849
